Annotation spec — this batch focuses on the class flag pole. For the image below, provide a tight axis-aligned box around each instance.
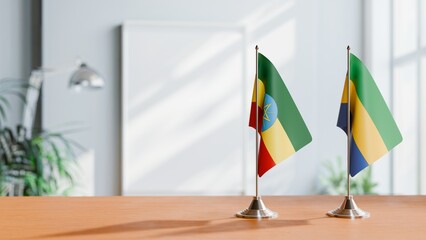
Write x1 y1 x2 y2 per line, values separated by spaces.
346 45 351 198
236 45 277 219
326 46 369 219
255 45 259 198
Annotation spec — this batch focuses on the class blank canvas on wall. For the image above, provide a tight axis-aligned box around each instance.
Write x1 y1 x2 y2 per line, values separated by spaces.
121 21 248 195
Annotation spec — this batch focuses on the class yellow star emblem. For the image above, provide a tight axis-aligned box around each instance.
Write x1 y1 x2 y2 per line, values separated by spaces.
263 103 271 122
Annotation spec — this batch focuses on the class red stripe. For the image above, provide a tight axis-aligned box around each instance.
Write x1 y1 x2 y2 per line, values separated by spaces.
249 102 263 134
250 102 275 177
258 139 276 177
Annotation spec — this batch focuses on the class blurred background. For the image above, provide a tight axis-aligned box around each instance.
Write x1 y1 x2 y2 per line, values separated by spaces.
0 0 424 196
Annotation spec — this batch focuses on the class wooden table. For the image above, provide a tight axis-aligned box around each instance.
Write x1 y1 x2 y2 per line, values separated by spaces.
1 196 425 239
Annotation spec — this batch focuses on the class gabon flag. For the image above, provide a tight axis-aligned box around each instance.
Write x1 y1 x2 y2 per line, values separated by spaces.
249 53 312 177
337 53 402 176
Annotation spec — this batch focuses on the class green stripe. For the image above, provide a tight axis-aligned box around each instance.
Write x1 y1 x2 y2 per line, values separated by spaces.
350 53 403 149
258 53 312 150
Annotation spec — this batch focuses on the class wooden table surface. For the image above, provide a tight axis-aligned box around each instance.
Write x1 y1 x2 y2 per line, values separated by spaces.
1 196 426 240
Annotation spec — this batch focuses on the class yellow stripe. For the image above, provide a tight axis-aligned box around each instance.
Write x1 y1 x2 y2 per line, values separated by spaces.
350 81 388 164
251 79 265 108
340 75 353 104
261 120 295 163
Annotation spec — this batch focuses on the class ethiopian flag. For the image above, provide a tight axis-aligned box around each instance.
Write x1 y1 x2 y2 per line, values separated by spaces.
337 53 403 177
249 53 312 177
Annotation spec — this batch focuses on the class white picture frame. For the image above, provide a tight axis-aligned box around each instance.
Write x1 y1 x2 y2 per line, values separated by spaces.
121 21 249 195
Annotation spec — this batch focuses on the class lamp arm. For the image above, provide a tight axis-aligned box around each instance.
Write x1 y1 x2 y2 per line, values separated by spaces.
22 62 79 136
22 60 103 136
36 58 82 75
21 71 43 137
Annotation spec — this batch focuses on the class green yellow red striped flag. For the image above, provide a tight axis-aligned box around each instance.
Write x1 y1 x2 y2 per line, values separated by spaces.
249 53 312 177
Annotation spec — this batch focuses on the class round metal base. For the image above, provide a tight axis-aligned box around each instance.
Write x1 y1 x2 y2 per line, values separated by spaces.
327 195 370 219
236 196 278 219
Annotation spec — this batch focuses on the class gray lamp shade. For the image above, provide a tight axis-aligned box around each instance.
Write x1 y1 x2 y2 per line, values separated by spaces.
69 63 104 90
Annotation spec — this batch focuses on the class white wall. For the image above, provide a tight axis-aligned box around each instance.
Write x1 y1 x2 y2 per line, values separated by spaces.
364 0 393 195
0 0 32 127
42 0 363 195
365 0 425 195
122 23 247 195
315 1 364 191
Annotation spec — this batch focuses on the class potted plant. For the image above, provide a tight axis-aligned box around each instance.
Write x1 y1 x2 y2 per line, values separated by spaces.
0 78 80 196
319 156 378 195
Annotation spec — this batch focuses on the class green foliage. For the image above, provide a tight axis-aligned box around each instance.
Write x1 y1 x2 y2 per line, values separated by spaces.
0 78 81 196
0 125 81 196
320 156 378 195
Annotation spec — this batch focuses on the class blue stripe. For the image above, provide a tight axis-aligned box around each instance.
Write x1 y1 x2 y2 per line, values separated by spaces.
337 103 348 134
350 137 369 177
338 103 369 176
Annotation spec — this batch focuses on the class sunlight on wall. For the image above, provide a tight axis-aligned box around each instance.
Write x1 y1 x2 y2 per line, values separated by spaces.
42 0 365 196
393 62 419 194
241 0 294 31
123 24 245 195
173 31 244 79
393 0 417 58
366 0 426 195
123 0 354 196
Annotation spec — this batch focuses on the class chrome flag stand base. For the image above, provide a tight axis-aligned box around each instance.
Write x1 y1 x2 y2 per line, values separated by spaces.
236 196 278 219
327 195 370 219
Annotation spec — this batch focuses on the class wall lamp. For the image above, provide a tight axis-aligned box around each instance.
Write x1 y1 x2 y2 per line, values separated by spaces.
22 61 105 136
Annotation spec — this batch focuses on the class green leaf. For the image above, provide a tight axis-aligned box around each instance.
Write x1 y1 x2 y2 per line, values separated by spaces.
0 122 81 196
24 173 38 194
